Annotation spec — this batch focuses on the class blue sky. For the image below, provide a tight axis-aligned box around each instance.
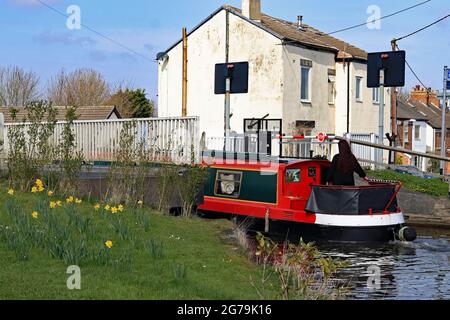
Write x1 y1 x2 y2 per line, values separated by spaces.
0 0 448 102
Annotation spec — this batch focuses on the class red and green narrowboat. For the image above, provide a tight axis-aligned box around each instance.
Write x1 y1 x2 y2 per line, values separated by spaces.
197 154 417 243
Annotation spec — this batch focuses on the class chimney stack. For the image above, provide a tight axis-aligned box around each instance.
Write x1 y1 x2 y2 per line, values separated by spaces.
410 85 440 107
297 15 303 28
242 0 261 21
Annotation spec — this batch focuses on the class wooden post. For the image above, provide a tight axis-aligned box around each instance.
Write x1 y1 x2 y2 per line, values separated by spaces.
182 28 188 117
0 112 4 158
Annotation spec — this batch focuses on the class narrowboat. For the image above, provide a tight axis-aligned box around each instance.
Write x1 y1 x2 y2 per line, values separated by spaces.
197 153 417 243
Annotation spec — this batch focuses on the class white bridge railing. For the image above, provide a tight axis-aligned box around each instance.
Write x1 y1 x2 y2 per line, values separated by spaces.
205 132 381 168
2 117 200 164
346 133 380 170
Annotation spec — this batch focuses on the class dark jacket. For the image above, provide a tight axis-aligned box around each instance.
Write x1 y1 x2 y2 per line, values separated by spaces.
326 154 366 186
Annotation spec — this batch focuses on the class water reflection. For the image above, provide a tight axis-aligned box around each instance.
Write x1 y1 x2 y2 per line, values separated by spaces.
318 237 450 300
247 222 450 300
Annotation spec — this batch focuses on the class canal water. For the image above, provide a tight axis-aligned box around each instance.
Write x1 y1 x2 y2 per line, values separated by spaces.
317 229 450 300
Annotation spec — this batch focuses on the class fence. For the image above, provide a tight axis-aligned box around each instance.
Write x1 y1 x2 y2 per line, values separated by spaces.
206 135 258 154
206 134 332 158
346 133 380 170
205 132 381 167
2 117 200 164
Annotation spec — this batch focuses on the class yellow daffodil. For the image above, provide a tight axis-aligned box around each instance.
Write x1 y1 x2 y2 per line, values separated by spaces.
38 186 45 192
105 240 113 249
31 186 38 193
35 179 44 188
111 207 118 214
48 191 54 197
104 205 111 211
94 203 101 211
31 211 39 219
49 201 57 209
7 189 14 196
137 200 143 206
57 200 63 207
66 196 74 204
75 198 82 204
118 204 124 212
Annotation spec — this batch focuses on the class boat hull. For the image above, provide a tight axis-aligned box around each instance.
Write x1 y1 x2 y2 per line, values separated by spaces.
232 214 405 243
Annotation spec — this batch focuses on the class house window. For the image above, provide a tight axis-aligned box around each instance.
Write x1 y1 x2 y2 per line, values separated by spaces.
328 69 336 104
415 125 421 141
404 125 409 144
214 171 242 198
355 76 363 102
372 87 380 104
301 67 311 102
300 59 312 102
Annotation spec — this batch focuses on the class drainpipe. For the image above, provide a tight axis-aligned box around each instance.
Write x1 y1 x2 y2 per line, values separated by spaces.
182 27 188 117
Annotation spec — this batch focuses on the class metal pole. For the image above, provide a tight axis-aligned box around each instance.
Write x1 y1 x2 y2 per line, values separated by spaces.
441 66 448 175
334 136 450 162
346 59 351 133
391 40 398 163
225 78 231 141
223 10 230 151
378 69 385 168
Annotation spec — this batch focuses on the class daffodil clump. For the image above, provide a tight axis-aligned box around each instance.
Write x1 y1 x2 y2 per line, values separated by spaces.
31 179 45 193
2 186 146 269
98 203 125 214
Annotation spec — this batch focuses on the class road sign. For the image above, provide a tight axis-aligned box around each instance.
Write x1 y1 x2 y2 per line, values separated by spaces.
447 69 450 90
367 51 406 88
215 62 249 94
317 132 326 143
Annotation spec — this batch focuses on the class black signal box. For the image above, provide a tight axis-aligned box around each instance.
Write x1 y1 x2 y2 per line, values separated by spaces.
215 62 249 94
367 51 406 88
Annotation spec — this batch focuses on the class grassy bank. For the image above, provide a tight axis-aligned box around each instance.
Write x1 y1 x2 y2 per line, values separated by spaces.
0 185 265 300
367 169 448 197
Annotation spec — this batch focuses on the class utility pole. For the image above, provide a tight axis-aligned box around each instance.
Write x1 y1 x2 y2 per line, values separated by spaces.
182 28 188 117
441 65 448 175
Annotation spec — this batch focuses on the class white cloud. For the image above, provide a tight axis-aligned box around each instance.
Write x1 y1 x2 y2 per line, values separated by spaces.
8 0 61 7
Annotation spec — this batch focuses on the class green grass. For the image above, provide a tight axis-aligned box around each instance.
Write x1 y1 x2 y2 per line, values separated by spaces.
0 188 265 300
367 169 448 197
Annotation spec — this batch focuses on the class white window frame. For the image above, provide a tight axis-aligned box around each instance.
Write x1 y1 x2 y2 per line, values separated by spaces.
355 76 363 102
327 73 336 105
372 87 380 104
300 66 311 103
414 125 421 141
404 123 409 144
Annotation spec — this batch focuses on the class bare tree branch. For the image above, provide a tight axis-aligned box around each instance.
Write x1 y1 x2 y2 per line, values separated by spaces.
47 68 111 106
0 66 40 106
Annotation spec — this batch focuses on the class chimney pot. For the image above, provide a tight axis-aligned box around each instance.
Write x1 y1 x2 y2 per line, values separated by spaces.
242 0 262 21
297 15 303 28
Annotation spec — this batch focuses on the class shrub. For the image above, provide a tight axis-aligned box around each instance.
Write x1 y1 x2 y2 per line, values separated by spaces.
251 233 348 300
6 101 57 191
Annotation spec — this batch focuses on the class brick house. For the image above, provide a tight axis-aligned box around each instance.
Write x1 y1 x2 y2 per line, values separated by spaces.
397 86 450 173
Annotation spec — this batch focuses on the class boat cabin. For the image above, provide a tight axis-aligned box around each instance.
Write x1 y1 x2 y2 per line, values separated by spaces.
199 154 332 223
